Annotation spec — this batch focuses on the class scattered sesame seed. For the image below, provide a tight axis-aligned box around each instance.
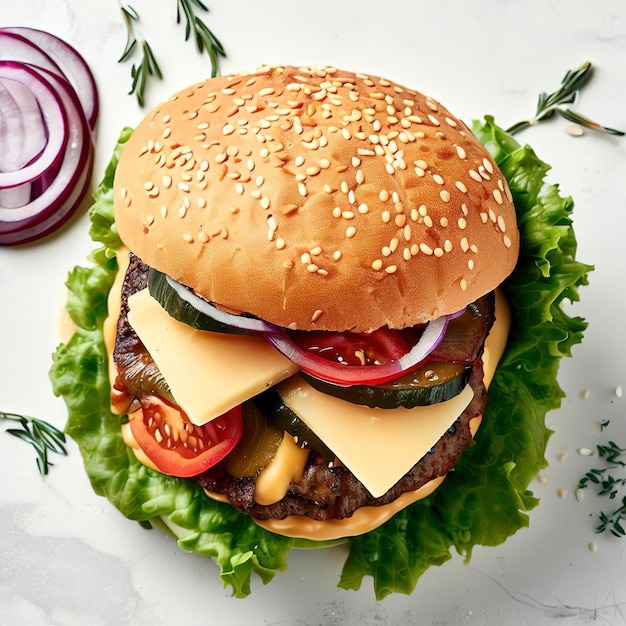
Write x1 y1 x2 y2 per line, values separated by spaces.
440 190 450 203
346 226 357 238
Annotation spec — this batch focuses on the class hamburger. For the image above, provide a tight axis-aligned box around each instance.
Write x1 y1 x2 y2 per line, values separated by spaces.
51 64 589 597
107 64 518 539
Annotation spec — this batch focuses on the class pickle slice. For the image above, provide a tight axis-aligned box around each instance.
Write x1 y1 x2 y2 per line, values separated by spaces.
301 362 471 409
254 391 335 462
221 402 283 478
147 269 253 335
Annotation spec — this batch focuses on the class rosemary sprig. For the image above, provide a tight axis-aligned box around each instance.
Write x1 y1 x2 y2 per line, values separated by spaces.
118 4 162 107
507 61 624 137
1 411 67 475
176 0 225 78
117 1 225 107
578 441 626 537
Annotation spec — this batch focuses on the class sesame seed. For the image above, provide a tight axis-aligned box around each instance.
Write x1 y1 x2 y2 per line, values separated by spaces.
503 235 512 248
379 189 390 202
306 263 319 273
458 218 467 229
198 231 209 244
460 237 469 252
276 237 286 250
385 265 397 274
483 157 494 174
372 259 383 271
497 215 506 232
440 216 449 227
444 239 453 252
311 310 323 322
333 250 342 261
419 243 433 255
468 259 475 270
432 174 444 185
346 226 357 238
493 188 504 204
455 181 467 193
440 190 450 202
222 124 235 135
183 233 194 243
382 210 391 223
298 182 307 197
460 278 467 291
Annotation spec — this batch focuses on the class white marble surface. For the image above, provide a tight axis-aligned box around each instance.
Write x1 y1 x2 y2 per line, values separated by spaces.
1 1 626 624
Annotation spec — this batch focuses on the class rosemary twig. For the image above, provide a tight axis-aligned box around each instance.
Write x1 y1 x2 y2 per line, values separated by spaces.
176 0 225 78
1 411 67 475
507 61 624 137
578 441 626 537
117 1 225 107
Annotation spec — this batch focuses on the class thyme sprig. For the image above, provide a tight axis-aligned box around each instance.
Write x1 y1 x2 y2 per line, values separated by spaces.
578 441 626 537
117 1 225 107
1 411 67 475
507 61 624 137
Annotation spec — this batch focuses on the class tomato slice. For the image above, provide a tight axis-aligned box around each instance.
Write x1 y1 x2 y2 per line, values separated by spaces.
130 395 243 478
287 326 420 367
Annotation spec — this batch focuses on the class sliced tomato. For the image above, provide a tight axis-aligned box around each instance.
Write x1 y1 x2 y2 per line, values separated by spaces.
286 326 421 367
130 395 243 478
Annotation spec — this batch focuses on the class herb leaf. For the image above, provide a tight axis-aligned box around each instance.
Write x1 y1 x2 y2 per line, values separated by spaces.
118 1 225 106
1 411 68 475
507 61 624 137
578 441 626 536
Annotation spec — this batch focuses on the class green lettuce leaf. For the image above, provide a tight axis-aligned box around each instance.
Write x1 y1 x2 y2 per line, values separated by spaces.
50 118 592 599
340 116 592 597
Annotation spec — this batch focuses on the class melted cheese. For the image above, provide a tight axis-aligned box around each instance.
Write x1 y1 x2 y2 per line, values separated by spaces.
252 290 512 540
279 379 473 499
253 434 309 505
126 288 299 425
104 248 133 415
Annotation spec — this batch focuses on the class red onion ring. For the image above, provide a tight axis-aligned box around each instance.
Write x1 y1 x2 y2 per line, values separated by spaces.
266 315 451 386
0 78 47 172
1 27 99 129
0 65 93 245
164 274 283 335
0 62 68 192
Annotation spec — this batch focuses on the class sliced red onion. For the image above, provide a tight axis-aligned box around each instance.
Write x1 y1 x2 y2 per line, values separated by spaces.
0 62 68 193
0 65 92 245
0 78 47 172
164 274 283 335
267 315 450 386
1 27 99 129
0 31 62 76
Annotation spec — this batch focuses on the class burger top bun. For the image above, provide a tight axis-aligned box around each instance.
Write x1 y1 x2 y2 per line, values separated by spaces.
114 65 519 332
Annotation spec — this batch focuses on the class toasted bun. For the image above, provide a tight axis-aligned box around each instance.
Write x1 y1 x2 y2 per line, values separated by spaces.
114 65 519 332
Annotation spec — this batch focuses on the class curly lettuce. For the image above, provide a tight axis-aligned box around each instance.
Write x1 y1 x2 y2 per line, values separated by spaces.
50 118 592 599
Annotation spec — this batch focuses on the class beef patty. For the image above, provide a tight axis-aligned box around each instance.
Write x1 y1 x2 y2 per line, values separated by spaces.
112 253 491 521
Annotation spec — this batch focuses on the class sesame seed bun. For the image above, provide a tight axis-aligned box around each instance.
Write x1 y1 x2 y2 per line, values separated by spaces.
114 65 519 332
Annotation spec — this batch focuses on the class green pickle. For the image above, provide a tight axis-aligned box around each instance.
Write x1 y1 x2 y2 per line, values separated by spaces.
301 361 471 409
221 402 283 478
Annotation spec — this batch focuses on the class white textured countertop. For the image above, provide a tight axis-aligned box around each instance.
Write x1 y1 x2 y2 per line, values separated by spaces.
1 1 626 624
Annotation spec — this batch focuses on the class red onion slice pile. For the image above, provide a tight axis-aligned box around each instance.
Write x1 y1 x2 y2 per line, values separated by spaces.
0 27 98 246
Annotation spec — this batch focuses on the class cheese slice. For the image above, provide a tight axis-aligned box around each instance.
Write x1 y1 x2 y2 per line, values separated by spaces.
278 377 474 498
127 288 299 425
